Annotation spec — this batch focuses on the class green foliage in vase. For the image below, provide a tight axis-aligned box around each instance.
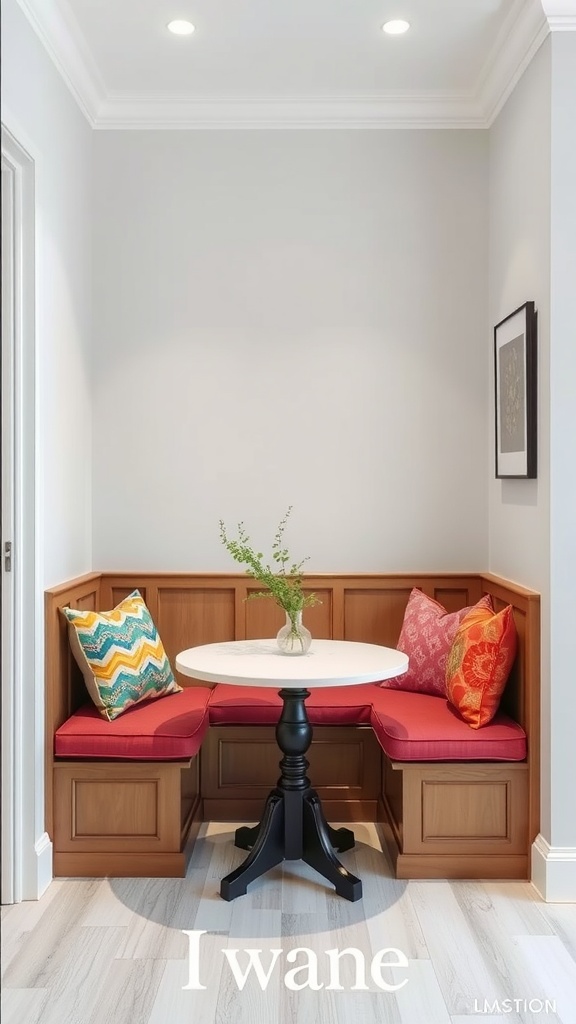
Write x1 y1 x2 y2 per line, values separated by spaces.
219 507 320 622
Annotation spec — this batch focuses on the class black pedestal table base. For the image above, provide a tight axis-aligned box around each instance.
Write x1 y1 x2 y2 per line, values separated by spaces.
219 687 362 902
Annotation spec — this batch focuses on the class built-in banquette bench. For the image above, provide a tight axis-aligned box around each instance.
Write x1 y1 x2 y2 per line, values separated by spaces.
46 572 540 881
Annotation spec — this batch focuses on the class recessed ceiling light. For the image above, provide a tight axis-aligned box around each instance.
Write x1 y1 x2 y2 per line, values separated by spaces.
167 19 195 36
382 19 410 35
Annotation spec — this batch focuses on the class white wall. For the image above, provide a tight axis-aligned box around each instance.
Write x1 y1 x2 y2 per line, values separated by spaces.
2 0 94 586
92 129 489 572
488 40 552 855
489 35 576 899
488 40 551 594
547 31 576 884
2 0 93 897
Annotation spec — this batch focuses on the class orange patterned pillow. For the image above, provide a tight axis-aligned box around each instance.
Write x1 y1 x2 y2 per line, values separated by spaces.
446 604 517 728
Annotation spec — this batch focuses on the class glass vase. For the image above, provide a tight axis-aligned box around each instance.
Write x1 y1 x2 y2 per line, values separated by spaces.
276 610 312 655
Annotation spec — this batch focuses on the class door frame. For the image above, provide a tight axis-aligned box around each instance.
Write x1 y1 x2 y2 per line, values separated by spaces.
1 124 47 902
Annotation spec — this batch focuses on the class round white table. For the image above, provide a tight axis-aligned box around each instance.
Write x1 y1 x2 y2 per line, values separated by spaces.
176 639 408 902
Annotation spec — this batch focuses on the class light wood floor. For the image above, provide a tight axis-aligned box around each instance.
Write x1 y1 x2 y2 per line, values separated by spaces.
2 823 576 1024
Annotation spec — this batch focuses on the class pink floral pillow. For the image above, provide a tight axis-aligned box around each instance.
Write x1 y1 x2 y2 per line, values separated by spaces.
381 589 493 697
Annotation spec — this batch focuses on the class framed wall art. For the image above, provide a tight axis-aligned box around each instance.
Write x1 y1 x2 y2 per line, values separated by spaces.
494 301 537 479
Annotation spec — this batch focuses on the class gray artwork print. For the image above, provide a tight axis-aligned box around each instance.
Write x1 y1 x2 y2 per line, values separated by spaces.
499 334 525 453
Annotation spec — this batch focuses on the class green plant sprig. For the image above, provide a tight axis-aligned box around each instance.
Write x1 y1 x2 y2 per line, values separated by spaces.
219 507 320 621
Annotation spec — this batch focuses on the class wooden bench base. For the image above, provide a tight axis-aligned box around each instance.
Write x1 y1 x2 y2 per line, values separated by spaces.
51 747 530 881
201 724 381 823
52 759 202 877
378 757 530 879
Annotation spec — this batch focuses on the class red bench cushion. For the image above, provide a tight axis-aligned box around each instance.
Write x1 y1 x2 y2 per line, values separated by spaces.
370 689 526 761
208 683 378 725
55 686 211 760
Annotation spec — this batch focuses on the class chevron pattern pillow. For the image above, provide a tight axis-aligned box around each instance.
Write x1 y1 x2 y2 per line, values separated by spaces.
62 590 181 721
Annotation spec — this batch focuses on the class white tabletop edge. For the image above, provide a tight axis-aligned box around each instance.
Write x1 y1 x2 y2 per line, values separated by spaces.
175 639 408 689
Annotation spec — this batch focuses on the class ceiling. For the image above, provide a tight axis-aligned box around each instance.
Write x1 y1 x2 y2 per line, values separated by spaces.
15 0 576 127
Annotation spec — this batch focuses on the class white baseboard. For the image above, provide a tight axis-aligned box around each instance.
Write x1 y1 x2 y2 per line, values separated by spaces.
532 834 576 901
29 832 53 899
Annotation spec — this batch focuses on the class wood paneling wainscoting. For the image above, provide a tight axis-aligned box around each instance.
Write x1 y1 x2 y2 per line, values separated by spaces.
97 572 485 691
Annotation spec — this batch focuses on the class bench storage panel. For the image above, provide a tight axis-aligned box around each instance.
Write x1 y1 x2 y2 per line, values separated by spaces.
202 724 382 822
53 759 201 877
380 759 530 879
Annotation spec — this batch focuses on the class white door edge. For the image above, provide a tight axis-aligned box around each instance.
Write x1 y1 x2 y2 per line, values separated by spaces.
1 123 45 903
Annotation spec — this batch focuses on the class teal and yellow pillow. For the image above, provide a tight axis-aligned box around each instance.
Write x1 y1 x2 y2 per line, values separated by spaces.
61 590 181 721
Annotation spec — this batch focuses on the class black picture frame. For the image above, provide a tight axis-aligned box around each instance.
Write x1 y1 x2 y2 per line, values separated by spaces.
494 301 537 479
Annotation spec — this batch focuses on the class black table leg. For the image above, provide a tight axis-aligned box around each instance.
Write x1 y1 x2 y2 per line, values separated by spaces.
302 794 362 901
234 823 260 850
325 823 356 853
220 795 284 901
220 687 362 902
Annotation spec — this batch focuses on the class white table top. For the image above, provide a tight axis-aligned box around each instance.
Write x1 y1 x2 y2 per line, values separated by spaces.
176 639 408 689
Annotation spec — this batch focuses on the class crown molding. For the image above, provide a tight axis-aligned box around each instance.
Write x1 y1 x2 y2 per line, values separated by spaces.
470 0 576 126
16 0 104 125
546 15 576 25
541 0 576 20
15 0 576 130
476 0 550 126
93 94 485 130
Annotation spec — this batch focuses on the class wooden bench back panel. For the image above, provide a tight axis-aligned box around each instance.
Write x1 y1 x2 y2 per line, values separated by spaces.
44 572 102 834
45 573 102 728
46 572 538 728
340 578 482 646
97 573 484 683
480 573 541 843
101 577 239 688
480 574 540 734
245 586 334 641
